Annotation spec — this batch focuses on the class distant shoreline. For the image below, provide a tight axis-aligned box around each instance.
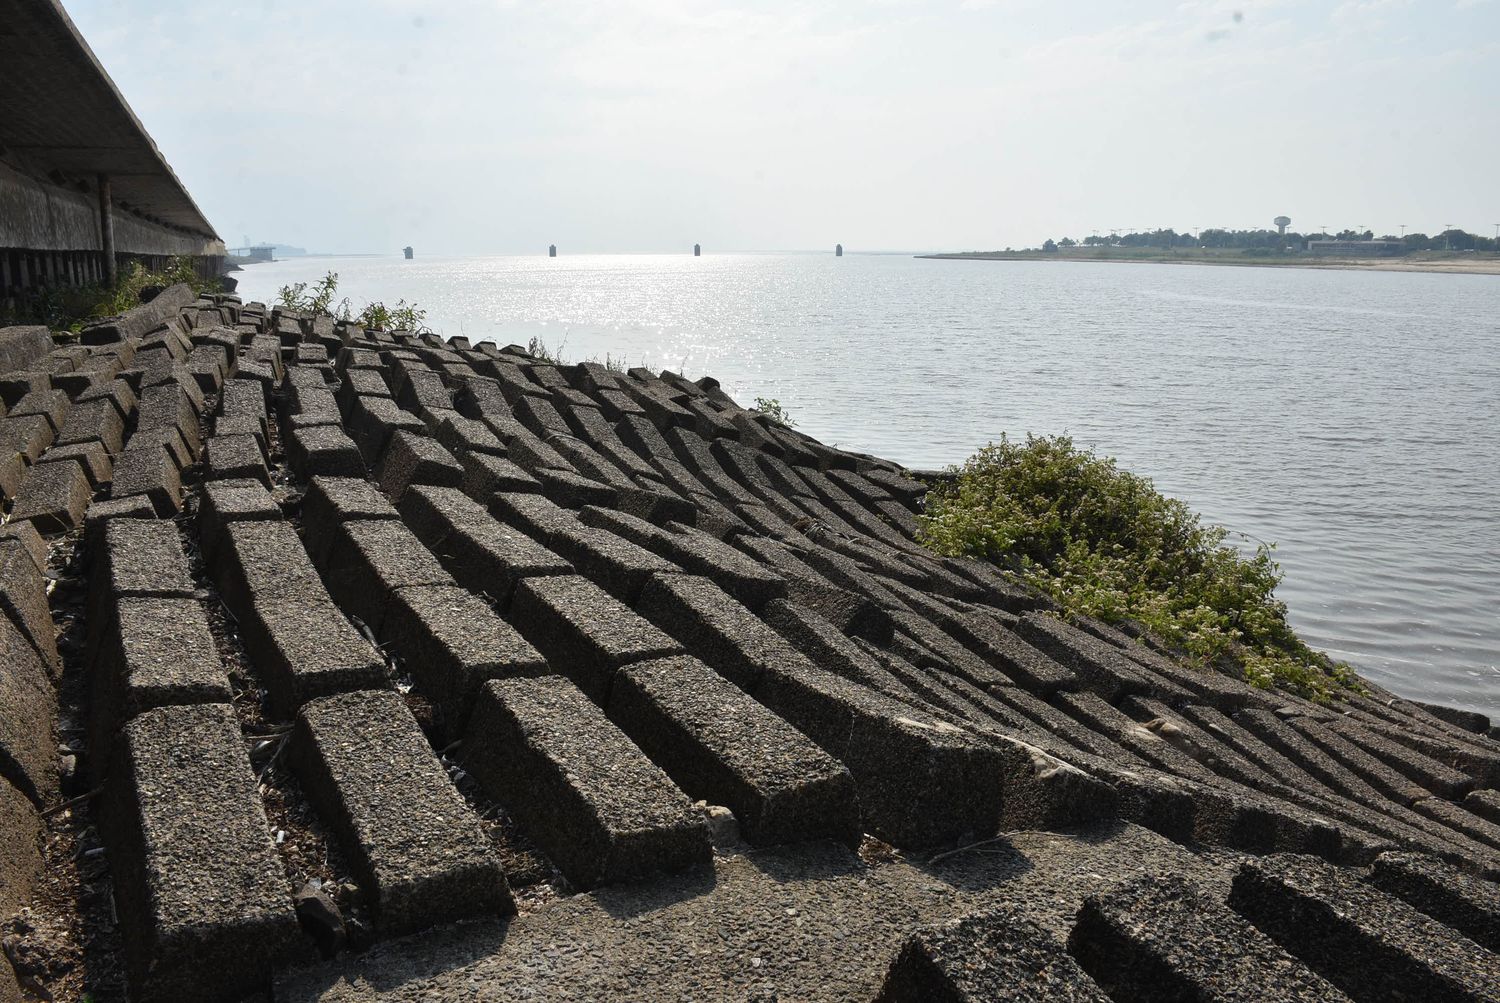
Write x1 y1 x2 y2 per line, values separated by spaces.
917 251 1500 276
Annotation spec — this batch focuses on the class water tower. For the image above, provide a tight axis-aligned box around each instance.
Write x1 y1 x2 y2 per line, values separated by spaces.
1274 216 1291 236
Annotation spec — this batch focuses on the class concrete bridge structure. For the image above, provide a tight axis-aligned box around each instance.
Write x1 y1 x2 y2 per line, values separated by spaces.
0 0 224 314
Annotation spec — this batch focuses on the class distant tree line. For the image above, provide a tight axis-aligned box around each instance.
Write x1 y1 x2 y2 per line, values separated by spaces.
1037 227 1497 254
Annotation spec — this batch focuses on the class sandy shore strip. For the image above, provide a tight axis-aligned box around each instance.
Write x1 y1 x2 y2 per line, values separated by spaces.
918 253 1500 276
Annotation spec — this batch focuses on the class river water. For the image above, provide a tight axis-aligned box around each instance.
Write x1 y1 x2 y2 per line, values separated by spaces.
234 253 1500 718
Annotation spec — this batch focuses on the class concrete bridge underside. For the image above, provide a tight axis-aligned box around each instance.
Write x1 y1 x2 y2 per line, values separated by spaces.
0 0 225 310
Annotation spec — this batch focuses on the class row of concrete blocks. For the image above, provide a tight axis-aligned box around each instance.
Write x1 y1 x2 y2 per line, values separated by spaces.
345 330 1500 829
227 360 1097 866
289 395 1011 841
83 513 506 1000
0 525 60 1002
82 308 1500 995
419 346 1500 869
280 328 1500 870
306 326 1500 852
359 358 1465 856
299 476 861 853
79 434 1500 995
88 479 850 999
0 301 274 532
200 397 864 867
878 851 1500 1002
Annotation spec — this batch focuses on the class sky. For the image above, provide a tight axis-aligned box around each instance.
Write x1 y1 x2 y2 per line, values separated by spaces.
66 0 1500 255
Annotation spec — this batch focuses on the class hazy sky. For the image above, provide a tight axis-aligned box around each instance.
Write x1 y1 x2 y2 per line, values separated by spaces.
68 0 1499 254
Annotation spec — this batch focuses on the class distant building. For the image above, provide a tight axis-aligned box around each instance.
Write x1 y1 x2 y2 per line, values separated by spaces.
403 246 414 260
1306 240 1403 256
835 243 843 257
227 245 274 262
693 243 700 256
548 244 557 258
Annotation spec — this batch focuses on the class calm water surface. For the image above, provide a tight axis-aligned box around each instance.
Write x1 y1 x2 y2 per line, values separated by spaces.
236 253 1500 718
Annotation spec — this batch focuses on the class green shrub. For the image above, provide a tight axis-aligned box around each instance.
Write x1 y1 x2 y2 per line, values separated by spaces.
918 434 1361 702
753 397 796 427
5 255 217 331
277 272 341 315
275 271 432 334
357 298 427 332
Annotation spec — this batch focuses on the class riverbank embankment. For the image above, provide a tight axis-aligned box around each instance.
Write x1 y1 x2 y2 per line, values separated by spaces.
919 251 1500 276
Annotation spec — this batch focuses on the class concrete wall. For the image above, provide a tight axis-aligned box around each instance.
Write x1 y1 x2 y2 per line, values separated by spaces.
0 159 224 316
0 159 218 257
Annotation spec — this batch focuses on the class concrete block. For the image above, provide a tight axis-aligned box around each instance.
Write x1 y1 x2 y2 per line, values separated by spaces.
0 617 56 809
0 776 43 922
10 388 69 435
397 485 570 606
0 451 26 501
198 478 280 568
579 507 785 610
636 573 803 692
0 371 49 409
1367 851 1500 953
0 414 54 463
124 425 192 471
104 703 305 1001
90 596 232 782
0 521 47 574
134 382 200 459
509 574 682 701
9 456 92 533
373 430 463 501
213 520 330 615
0 537 58 677
1229 853 1500 1001
432 414 505 458
78 282 194 344
534 465 618 509
37 440 111 487
609 656 859 847
84 496 157 530
0 326 54 374
479 413 572 472
756 657 1006 847
204 433 271 487
384 584 547 730
282 387 342 434
875 908 1109 1003
53 396 124 453
534 520 680 604
287 425 366 481
322 518 454 634
348 395 426 465
459 451 541 503
1068 874 1346 1001
109 444 183 515
486 489 583 540
240 596 389 719
291 690 513 935
301 475 398 563
462 676 710 889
